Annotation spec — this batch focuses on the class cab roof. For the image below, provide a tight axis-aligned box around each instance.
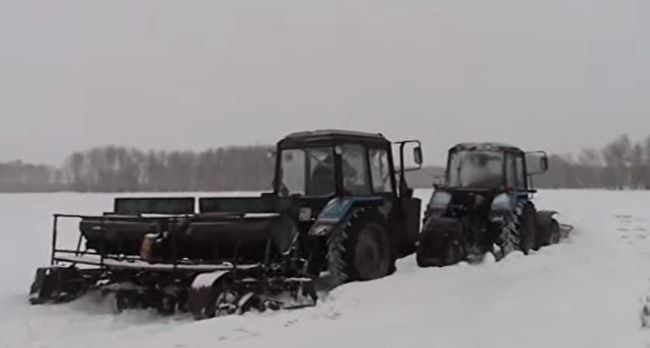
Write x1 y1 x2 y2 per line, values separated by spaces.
278 129 390 148
449 142 524 153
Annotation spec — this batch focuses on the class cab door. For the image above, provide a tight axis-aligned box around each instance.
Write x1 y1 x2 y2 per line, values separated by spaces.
369 147 420 257
505 152 529 203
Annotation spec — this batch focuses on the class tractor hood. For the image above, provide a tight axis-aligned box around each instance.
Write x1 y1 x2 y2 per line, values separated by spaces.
427 187 507 213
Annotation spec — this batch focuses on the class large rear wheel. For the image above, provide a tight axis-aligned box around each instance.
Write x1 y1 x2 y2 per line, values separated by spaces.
496 201 537 259
327 208 393 285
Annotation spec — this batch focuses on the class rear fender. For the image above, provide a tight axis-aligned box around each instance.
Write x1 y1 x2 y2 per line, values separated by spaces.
536 210 558 231
190 270 231 291
536 210 558 222
186 270 232 316
535 209 574 241
489 192 530 215
307 196 385 236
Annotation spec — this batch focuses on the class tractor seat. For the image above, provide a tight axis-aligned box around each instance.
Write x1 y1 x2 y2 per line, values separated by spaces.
308 167 335 196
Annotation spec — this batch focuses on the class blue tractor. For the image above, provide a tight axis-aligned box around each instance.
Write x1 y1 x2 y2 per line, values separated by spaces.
415 142 569 267
276 130 424 285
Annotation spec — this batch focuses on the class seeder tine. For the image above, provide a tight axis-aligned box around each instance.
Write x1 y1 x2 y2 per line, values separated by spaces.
236 291 257 314
281 302 318 311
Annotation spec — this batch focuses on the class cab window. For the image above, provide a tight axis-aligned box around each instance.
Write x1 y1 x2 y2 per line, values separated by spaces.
340 144 372 195
369 149 392 193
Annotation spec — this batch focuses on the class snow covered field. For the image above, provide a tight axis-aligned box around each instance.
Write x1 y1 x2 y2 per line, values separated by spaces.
1 189 650 347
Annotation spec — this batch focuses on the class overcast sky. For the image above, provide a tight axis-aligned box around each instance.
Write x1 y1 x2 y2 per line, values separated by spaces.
0 0 647 166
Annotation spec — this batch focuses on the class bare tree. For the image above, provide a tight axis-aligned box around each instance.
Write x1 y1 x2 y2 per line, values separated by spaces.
602 134 632 189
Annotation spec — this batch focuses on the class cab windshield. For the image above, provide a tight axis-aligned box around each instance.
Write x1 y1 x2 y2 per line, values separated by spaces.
277 146 335 196
447 150 504 189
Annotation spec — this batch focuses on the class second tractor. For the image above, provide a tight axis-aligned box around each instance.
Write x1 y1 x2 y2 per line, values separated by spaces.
416 142 571 267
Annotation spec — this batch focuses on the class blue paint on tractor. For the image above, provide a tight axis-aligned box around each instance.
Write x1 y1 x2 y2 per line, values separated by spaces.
317 196 384 222
307 196 386 236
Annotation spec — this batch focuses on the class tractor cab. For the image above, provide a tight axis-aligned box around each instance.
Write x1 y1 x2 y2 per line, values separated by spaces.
429 142 549 218
274 130 422 208
417 142 563 268
444 142 548 194
272 130 425 279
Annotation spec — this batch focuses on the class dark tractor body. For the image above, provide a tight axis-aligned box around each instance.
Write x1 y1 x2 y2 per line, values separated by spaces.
29 129 423 319
415 142 569 267
276 130 424 284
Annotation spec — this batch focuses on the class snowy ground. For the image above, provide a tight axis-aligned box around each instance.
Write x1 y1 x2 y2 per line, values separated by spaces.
1 189 650 347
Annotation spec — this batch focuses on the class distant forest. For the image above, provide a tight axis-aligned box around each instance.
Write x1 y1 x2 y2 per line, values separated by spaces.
0 133 648 193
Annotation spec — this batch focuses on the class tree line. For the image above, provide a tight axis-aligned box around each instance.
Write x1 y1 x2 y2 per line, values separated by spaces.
0 133 648 193
533 134 650 189
62 146 275 192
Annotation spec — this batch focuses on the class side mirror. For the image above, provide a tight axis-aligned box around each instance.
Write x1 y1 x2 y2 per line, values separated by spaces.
413 146 423 165
525 151 549 175
540 156 548 172
393 139 423 172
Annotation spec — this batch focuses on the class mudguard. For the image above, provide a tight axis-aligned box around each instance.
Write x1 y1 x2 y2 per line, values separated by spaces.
308 196 384 236
536 209 573 237
536 210 558 223
186 270 232 318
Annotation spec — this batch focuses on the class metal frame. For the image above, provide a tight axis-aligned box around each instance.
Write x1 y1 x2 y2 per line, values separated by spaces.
47 213 263 274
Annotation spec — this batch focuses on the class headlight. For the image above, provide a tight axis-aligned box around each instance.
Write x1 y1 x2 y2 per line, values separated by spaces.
429 191 451 209
490 193 511 211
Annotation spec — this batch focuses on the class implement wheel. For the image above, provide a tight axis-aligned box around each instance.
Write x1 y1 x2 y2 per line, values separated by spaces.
188 272 239 320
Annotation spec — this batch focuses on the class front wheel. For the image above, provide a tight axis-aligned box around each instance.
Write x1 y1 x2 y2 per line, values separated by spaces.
415 217 466 267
